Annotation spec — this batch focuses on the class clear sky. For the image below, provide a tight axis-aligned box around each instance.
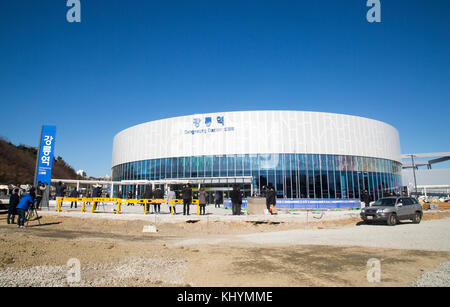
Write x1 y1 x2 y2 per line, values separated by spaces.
0 0 449 177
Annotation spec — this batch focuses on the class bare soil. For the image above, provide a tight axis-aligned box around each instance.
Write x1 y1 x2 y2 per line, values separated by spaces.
0 211 449 287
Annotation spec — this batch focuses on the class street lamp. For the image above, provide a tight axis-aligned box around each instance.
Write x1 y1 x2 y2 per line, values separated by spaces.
408 154 418 197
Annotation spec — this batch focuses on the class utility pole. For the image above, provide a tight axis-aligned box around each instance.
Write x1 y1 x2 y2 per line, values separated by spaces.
409 154 418 197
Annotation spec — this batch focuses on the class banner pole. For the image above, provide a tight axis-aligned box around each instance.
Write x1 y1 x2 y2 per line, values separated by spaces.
33 125 44 186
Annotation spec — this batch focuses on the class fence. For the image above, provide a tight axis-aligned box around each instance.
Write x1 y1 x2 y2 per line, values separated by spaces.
223 198 362 210
56 197 200 215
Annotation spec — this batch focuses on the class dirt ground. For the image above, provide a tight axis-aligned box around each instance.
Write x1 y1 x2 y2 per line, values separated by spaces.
0 211 449 287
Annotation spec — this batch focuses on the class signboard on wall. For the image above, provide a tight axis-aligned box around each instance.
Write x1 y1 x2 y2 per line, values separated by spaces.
35 125 57 185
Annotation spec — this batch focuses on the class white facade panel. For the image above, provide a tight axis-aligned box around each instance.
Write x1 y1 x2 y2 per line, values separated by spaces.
112 111 401 167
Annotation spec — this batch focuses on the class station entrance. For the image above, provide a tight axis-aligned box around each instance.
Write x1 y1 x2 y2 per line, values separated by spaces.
117 176 254 201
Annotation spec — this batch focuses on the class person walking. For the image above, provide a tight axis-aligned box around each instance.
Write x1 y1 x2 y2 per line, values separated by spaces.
267 186 277 214
361 189 372 208
7 188 20 224
198 187 208 215
16 187 35 228
182 184 192 215
230 185 242 216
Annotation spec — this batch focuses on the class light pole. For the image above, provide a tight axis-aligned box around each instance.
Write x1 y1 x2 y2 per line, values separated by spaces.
409 154 418 197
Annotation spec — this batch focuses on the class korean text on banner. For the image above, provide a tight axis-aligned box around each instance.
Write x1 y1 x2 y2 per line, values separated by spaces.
36 125 57 185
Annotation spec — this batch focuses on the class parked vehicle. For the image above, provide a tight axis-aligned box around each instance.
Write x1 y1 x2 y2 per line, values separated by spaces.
360 197 423 226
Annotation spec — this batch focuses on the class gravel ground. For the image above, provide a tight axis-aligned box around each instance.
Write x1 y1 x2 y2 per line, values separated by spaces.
232 216 450 251
0 257 187 287
413 261 450 287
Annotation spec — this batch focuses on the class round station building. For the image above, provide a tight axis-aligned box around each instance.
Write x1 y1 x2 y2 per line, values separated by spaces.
111 111 402 200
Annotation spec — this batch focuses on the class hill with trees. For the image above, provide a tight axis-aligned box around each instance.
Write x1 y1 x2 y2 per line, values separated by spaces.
0 137 80 184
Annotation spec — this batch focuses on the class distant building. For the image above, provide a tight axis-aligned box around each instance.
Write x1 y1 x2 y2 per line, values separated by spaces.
402 153 450 195
76 170 87 177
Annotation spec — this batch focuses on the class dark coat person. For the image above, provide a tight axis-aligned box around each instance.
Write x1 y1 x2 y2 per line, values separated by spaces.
361 190 372 208
70 189 79 208
198 188 208 215
230 185 242 216
182 185 192 215
7 188 20 224
266 187 277 213
143 187 153 199
35 182 46 210
142 186 153 211
153 188 163 214
55 182 66 197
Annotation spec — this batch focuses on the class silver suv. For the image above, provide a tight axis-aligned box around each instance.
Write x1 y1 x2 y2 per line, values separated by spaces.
360 197 423 226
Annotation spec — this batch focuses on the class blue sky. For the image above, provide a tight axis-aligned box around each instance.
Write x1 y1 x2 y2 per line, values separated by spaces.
0 0 449 177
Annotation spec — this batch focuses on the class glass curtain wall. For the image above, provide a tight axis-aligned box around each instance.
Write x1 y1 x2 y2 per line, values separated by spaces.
113 154 402 200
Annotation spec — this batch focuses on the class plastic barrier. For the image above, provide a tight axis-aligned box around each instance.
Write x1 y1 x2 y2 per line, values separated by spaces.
90 198 122 214
223 198 361 210
56 197 201 215
56 197 85 212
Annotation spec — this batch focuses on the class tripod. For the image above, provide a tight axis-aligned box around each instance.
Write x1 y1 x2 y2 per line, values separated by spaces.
26 203 41 226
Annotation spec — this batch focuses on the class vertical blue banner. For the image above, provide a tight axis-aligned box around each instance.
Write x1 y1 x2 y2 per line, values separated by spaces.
35 125 57 185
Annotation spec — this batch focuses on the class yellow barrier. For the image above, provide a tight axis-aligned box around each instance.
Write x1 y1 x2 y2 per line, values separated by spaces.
56 197 86 212
56 197 200 215
90 198 122 214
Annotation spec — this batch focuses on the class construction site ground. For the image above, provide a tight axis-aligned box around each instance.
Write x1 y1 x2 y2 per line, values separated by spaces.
0 204 449 287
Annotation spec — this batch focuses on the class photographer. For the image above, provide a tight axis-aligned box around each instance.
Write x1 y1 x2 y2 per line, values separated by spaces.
16 187 35 229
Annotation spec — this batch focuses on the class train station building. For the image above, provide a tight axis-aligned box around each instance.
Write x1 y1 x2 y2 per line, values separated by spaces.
111 111 402 201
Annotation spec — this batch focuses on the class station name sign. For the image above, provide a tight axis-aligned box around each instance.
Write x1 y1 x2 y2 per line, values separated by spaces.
184 115 235 135
35 125 57 185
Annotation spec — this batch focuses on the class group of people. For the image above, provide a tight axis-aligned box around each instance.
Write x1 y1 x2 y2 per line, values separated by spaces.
125 184 223 216
139 186 165 213
7 181 48 228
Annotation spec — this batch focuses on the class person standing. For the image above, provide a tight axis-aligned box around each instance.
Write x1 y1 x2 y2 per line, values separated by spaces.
214 192 221 208
182 184 192 215
34 181 46 210
230 185 242 216
55 181 66 198
127 189 135 206
167 187 177 214
142 185 153 213
153 188 163 214
70 188 79 208
198 187 208 215
7 188 20 224
16 187 35 228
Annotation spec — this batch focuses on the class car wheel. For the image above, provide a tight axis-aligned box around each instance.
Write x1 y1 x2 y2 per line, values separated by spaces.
412 212 422 224
386 213 397 226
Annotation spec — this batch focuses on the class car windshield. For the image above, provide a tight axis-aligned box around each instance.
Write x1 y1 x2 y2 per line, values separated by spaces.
372 198 396 207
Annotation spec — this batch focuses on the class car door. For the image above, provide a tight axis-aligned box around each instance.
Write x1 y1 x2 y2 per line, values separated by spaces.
396 198 409 219
405 197 417 218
